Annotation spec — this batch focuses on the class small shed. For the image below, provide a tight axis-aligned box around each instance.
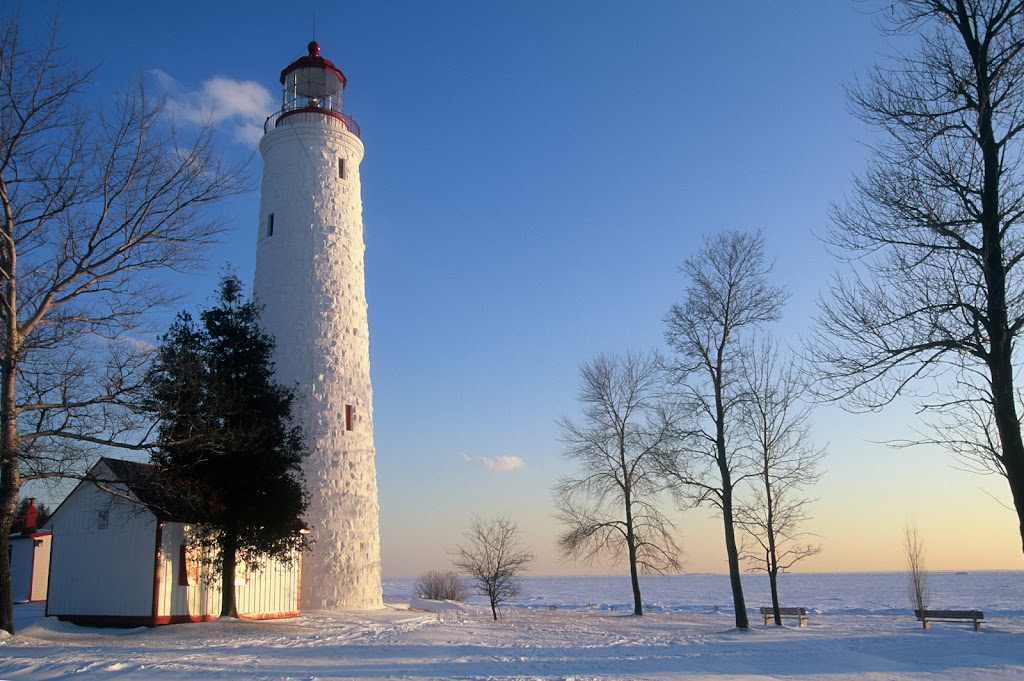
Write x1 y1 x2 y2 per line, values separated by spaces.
45 457 301 626
8 525 51 602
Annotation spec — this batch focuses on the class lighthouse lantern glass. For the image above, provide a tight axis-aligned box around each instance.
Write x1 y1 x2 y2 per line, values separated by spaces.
285 68 343 113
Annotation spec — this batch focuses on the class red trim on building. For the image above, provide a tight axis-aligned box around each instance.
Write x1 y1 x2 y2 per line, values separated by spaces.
57 614 159 627
178 544 187 586
152 522 163 621
239 611 300 621
157 614 217 625
26 539 37 602
56 611 297 628
43 534 54 617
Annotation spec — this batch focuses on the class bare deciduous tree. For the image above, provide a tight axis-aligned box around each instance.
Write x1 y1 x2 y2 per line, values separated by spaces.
554 351 682 617
734 336 825 625
453 515 534 621
663 229 788 629
0 14 247 632
904 521 930 613
811 0 1024 554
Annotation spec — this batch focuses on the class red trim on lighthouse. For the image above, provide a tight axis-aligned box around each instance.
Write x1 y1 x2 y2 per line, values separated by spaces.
279 40 347 87
268 106 360 137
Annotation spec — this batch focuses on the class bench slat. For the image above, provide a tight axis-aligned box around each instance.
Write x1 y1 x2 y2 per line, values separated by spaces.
759 606 809 627
916 609 983 619
914 609 984 631
759 607 807 615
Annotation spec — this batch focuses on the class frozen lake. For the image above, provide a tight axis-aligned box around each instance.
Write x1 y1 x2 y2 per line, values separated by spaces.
384 571 1024 617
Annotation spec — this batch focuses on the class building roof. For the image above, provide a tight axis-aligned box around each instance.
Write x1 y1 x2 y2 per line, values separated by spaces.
91 457 200 523
7 530 51 540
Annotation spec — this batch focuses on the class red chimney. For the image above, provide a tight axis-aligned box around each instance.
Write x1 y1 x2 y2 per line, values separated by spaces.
23 498 38 535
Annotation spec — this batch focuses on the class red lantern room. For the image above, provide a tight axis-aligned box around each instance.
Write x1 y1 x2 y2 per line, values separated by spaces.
268 41 359 137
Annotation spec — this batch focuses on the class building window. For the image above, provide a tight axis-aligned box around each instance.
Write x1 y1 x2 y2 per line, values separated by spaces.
267 213 275 237
179 545 200 586
338 157 347 180
97 509 109 529
345 404 355 431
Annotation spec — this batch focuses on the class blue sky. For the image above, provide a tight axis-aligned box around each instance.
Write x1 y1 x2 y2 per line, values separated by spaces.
17 1 1022 576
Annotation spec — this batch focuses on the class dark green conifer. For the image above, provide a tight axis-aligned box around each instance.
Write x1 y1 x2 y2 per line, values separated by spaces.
148 274 308 618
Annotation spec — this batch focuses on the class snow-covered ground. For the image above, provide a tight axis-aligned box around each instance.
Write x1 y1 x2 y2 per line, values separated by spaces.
1 572 1022 680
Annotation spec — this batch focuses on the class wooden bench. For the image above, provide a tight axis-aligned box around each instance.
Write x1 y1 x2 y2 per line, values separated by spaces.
915 609 985 631
760 606 808 627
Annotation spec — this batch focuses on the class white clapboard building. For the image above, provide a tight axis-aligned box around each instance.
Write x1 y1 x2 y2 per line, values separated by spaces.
45 457 301 626
8 523 51 603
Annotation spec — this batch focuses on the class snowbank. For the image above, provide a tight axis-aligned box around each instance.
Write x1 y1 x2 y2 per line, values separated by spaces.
2 575 1023 679
409 596 471 613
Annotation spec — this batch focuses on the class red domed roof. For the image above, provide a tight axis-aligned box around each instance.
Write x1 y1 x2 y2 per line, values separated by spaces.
279 41 347 88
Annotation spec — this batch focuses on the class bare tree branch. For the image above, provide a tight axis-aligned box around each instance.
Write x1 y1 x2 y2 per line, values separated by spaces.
0 12 249 633
662 228 788 630
734 334 826 624
809 0 1024 556
904 520 931 612
553 351 682 617
452 515 534 621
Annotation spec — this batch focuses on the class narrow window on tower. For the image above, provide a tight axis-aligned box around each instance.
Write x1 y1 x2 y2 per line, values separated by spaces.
338 157 347 180
267 213 275 237
345 404 355 431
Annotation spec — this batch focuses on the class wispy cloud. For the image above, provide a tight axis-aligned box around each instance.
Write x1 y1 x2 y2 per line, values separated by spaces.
460 453 527 472
150 69 272 147
121 336 157 353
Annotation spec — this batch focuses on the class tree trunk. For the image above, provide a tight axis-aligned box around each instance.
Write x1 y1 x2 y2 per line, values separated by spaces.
770 561 782 626
973 28 1024 556
716 357 748 630
0 495 15 634
489 594 498 621
626 536 643 617
0 348 18 634
0 183 18 634
0 416 17 634
990 356 1024 554
720 483 749 629
765 463 781 625
623 464 643 616
220 528 239 618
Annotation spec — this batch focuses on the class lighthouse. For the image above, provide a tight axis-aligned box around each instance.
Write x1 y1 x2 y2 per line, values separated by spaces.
253 41 382 609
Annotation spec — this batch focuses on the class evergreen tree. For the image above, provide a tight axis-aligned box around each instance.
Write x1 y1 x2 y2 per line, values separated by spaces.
148 274 308 618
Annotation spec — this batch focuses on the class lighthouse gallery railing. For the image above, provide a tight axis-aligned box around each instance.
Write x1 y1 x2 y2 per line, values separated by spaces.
264 107 361 138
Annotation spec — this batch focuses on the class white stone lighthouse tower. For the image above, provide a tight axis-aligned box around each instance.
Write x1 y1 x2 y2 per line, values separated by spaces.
253 41 382 609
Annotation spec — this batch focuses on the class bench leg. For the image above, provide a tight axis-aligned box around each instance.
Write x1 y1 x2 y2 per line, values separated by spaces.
764 615 774 626
974 621 980 632
922 620 930 629
799 617 808 628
